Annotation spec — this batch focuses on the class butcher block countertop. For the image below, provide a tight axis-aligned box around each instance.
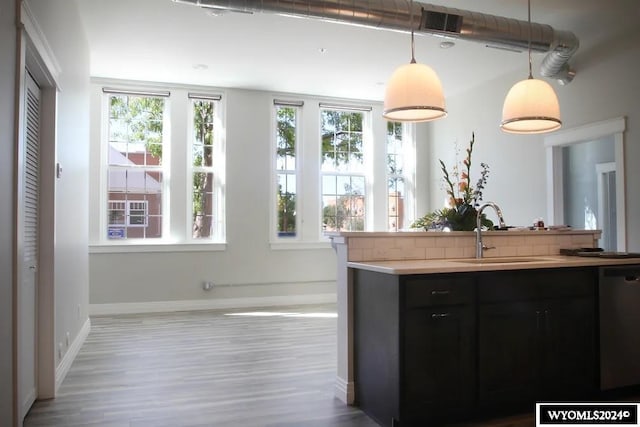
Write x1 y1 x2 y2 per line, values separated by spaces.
347 255 640 275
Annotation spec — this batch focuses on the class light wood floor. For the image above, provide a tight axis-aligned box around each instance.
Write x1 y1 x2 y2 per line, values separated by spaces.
24 304 538 427
24 304 379 427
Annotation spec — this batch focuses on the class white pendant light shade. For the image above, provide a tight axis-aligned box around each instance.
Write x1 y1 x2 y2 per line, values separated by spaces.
501 0 562 134
383 62 447 122
501 77 561 134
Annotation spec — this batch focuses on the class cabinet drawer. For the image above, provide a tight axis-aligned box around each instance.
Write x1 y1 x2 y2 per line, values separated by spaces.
478 268 596 303
404 276 475 308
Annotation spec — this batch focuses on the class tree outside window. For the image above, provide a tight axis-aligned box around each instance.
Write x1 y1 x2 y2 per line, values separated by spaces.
191 99 216 239
320 109 366 232
275 105 298 237
387 121 405 231
107 94 165 239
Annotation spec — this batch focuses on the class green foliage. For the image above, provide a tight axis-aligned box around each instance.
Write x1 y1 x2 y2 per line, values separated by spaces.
387 121 402 140
323 199 364 231
276 107 296 159
109 95 164 160
191 100 215 237
275 106 297 235
277 186 296 233
386 121 404 190
322 182 364 232
412 206 493 231
321 110 363 166
319 110 366 230
412 132 493 231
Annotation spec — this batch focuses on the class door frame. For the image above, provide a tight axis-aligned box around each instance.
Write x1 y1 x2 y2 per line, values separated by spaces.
543 117 626 251
14 1 60 422
596 162 616 251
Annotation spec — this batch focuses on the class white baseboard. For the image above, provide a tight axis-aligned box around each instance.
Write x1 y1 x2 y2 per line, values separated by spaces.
89 292 337 316
55 317 91 393
20 387 37 422
335 376 355 405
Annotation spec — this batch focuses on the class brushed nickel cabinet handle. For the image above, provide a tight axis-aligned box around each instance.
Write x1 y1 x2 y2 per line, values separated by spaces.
545 309 552 332
431 290 450 296
431 313 451 319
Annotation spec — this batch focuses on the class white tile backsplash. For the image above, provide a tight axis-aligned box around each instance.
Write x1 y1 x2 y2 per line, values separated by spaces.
344 231 601 262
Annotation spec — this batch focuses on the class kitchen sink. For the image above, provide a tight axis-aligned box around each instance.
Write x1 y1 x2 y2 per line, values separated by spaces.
452 257 554 264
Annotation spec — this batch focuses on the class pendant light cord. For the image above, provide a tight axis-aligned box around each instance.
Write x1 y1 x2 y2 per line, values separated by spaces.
527 0 533 79
410 0 416 64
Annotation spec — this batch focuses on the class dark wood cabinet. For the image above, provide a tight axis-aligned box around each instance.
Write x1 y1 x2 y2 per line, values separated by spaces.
403 276 476 424
354 270 475 426
478 300 540 407
353 266 598 427
477 269 597 410
543 298 597 398
403 305 475 424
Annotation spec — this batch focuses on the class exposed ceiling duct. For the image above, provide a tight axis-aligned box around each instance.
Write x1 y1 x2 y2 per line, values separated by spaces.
173 0 579 85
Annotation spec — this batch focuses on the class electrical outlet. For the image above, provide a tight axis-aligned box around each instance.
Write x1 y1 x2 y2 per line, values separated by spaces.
58 343 63 359
203 281 214 291
66 332 70 347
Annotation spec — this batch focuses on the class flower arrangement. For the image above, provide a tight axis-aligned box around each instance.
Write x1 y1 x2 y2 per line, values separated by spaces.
412 132 494 231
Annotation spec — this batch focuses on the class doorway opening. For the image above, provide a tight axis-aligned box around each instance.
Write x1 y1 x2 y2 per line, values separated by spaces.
544 117 626 251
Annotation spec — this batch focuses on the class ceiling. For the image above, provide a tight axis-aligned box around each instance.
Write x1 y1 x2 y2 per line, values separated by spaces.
75 0 639 101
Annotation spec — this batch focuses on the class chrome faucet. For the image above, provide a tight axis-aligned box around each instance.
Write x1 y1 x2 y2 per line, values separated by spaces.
476 202 507 258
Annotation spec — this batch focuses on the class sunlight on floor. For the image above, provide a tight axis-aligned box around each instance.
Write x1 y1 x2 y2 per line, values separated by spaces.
224 311 337 318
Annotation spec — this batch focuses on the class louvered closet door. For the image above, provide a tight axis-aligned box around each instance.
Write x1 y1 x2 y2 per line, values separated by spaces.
19 71 41 421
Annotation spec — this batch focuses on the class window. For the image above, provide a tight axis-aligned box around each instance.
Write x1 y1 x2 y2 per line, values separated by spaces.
108 200 148 227
99 86 225 246
106 91 166 240
189 95 223 240
387 122 405 231
274 102 301 238
320 107 367 232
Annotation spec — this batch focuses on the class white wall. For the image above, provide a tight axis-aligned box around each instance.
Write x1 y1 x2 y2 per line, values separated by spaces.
88 88 361 307
0 0 17 423
425 71 549 227
88 11 640 309
425 28 640 251
25 0 91 368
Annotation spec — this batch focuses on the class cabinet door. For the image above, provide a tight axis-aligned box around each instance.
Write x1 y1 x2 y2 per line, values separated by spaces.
478 301 541 407
541 297 596 399
403 306 475 422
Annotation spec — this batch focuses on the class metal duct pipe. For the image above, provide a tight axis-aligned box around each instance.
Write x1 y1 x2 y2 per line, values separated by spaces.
539 30 579 85
173 0 578 84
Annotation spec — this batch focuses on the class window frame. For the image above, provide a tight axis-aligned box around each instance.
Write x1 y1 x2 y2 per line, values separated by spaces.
102 89 170 241
319 104 372 235
93 86 416 253
94 84 227 250
386 122 416 231
271 100 304 242
186 93 226 243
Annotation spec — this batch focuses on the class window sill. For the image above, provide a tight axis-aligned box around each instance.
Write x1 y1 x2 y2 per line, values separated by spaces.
89 242 228 254
269 241 332 250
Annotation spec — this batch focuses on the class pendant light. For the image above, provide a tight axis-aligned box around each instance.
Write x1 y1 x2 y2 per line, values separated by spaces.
501 0 561 134
383 0 446 123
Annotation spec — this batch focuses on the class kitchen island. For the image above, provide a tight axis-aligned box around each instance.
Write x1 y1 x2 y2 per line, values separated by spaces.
328 230 640 426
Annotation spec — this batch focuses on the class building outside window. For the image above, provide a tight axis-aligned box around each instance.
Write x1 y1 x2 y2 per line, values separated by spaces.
320 107 367 233
106 92 166 239
97 87 411 248
100 87 225 244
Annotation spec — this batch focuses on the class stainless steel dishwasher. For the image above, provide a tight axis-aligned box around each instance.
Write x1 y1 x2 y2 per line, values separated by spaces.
599 265 640 390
